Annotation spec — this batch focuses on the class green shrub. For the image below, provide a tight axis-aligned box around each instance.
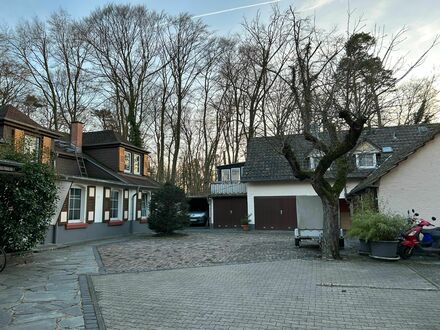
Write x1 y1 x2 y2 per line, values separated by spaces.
240 215 250 225
0 161 58 251
148 183 190 235
348 210 407 241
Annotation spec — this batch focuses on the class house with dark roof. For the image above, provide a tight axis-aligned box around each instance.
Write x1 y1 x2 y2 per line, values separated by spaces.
210 124 440 232
0 105 159 244
209 162 247 228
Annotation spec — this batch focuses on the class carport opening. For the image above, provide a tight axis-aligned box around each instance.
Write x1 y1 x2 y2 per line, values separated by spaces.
187 196 209 226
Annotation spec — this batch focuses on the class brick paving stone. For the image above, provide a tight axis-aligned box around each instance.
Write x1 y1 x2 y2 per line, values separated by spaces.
91 257 440 330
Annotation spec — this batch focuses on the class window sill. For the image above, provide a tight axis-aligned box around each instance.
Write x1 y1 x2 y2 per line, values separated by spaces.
108 220 124 226
65 223 88 230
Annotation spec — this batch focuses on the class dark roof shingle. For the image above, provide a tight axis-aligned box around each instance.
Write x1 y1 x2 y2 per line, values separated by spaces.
242 124 440 183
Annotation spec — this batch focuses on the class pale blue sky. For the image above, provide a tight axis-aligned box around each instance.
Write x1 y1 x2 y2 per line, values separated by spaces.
1 0 439 78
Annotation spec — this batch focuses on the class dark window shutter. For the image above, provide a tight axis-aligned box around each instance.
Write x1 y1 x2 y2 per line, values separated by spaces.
103 187 111 222
123 189 129 220
58 192 69 225
86 186 96 223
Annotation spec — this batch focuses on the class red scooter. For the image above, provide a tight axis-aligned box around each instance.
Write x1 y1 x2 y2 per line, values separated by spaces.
399 210 439 259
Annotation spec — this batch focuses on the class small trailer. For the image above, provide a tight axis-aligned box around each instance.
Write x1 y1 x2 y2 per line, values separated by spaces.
293 196 345 247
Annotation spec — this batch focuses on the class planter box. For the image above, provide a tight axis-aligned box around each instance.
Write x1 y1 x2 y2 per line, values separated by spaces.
370 241 400 260
358 239 371 255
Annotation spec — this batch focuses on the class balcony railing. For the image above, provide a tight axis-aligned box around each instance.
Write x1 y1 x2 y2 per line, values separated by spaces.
210 181 247 195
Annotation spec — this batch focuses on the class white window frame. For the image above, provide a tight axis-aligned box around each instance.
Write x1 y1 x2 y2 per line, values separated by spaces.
133 154 141 175
221 169 231 182
141 192 150 219
309 157 321 170
355 153 377 169
68 185 86 223
231 168 241 182
124 151 132 173
110 189 122 220
24 134 40 161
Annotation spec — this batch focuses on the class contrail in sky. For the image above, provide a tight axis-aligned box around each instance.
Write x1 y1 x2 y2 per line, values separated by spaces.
192 0 283 18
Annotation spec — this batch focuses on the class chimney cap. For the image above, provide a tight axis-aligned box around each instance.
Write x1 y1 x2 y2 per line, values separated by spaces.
71 120 84 125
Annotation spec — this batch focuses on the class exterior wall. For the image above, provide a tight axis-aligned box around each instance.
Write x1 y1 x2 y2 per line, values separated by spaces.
246 180 358 225
378 134 440 219
45 222 152 244
45 181 154 244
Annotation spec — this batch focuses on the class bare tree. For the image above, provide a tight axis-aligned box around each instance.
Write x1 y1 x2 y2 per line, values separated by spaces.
162 13 209 183
279 11 395 259
84 4 163 146
387 77 439 125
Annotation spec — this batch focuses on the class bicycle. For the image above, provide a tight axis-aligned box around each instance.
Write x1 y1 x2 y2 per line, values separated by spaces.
0 246 6 272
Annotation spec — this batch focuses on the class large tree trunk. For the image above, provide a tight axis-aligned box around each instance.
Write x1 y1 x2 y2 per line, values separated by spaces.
321 195 341 259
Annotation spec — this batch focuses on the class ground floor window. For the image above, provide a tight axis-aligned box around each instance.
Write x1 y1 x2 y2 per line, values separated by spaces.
110 190 120 219
68 187 82 222
141 192 150 218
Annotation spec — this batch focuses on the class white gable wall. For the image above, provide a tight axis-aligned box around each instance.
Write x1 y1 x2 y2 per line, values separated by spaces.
378 134 440 220
246 180 359 225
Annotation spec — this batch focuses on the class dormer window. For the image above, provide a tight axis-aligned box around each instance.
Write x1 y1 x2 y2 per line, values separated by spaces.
133 154 141 175
354 141 379 169
356 153 377 169
24 134 40 161
124 151 132 173
309 157 321 170
307 150 324 170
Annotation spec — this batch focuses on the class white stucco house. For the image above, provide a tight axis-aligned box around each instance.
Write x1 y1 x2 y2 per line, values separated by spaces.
210 124 440 230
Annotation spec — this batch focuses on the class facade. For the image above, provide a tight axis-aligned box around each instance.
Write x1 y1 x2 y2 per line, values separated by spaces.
209 162 247 228
210 124 440 230
0 105 159 244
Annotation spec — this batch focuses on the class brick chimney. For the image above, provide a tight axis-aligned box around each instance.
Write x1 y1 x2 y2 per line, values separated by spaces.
71 121 84 152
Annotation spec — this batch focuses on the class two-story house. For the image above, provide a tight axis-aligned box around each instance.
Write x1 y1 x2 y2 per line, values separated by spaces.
0 105 159 244
209 162 247 228
241 124 440 230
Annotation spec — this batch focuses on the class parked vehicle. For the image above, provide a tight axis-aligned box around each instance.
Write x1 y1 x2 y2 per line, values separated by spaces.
399 210 440 259
188 210 208 226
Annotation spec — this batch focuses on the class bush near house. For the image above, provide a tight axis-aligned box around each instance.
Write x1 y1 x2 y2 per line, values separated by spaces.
0 146 58 251
148 182 190 235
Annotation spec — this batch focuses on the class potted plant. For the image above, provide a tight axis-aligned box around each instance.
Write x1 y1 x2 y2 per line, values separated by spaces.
349 210 407 259
348 212 372 255
240 215 250 231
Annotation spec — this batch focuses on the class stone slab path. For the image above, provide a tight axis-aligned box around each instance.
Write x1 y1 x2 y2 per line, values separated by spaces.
0 246 97 329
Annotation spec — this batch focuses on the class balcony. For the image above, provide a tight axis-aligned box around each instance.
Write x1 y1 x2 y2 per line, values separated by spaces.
210 181 247 196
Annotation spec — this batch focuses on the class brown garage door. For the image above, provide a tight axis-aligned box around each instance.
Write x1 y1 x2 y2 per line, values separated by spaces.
254 196 297 230
213 197 247 228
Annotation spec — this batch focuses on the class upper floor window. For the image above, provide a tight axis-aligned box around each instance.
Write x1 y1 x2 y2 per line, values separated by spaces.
133 154 141 175
24 134 40 160
124 151 132 173
221 169 231 182
231 168 241 181
356 153 377 169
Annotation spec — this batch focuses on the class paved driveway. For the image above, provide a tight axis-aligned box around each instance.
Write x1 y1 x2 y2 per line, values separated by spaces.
1 230 440 329
92 258 440 330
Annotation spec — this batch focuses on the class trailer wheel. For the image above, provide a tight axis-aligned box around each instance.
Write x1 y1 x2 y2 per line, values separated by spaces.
295 238 300 247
